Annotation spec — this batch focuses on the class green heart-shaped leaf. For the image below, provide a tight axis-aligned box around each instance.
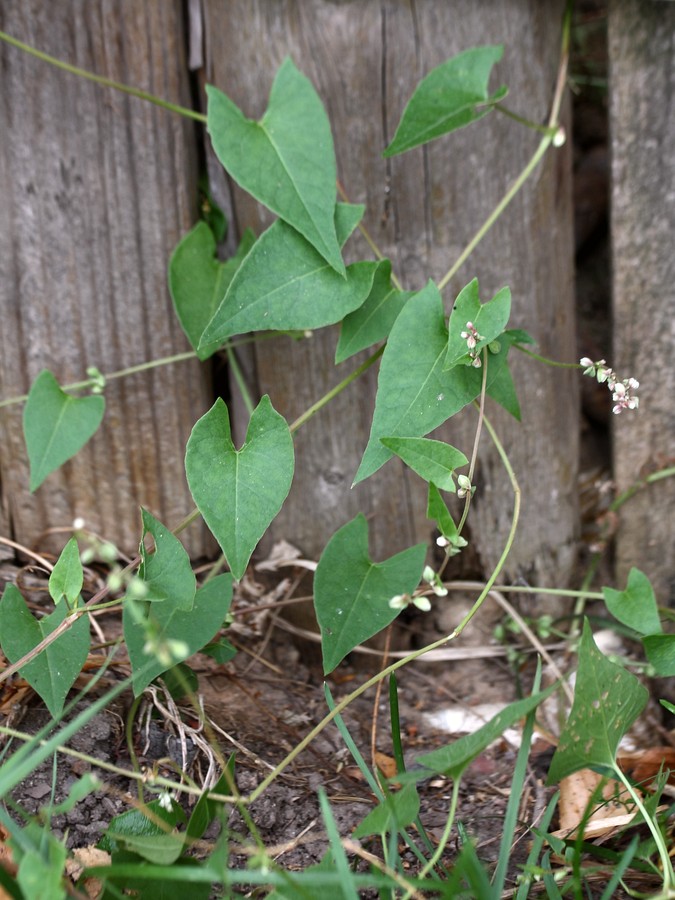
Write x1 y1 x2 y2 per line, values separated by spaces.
136 509 196 610
445 279 511 369
314 514 427 674
124 574 233 696
23 370 105 491
0 584 90 718
48 536 83 606
603 568 661 636
169 222 255 359
199 204 374 349
185 396 294 580
206 57 344 274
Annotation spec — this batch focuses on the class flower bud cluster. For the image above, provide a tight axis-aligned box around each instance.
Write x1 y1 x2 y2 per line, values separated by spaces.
460 322 486 368
580 358 639 415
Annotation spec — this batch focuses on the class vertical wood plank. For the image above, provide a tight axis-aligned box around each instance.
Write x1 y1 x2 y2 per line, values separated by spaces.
201 0 578 587
608 0 675 603
0 1 213 556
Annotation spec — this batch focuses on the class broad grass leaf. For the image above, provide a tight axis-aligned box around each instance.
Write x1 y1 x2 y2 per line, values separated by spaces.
379 437 468 491
199 204 375 348
124 574 233 696
335 260 412 363
603 568 661 636
137 509 196 610
314 514 426 674
353 281 483 484
446 280 511 369
48 536 83 606
206 58 344 274
547 620 648 785
185 396 294 580
169 222 255 359
400 686 556 783
0 584 90 718
384 46 507 156
23 370 105 492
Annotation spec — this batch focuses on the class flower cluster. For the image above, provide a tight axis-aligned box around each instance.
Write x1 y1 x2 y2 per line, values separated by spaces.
580 358 639 415
460 321 485 368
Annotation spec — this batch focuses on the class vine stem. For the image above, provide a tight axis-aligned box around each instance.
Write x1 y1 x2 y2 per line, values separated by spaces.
246 409 520 803
0 30 206 123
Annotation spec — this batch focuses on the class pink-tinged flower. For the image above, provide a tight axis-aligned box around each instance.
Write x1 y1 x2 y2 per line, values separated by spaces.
461 322 485 365
612 378 640 414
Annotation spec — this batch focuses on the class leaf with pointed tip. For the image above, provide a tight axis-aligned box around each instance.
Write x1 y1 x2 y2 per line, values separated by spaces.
124 574 233 696
136 509 196 610
603 568 661 636
185 396 294 581
0 584 90 718
354 281 490 484
199 204 374 348
169 222 255 360
446 280 511 369
314 514 427 674
644 635 675 677
427 483 459 543
23 370 105 492
379 437 467 491
398 686 556 784
384 46 507 157
48 536 83 606
547 620 648 785
335 260 412 363
206 58 344 274
353 784 420 838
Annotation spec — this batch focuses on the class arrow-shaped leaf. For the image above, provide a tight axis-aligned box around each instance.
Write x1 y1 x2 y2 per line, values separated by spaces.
0 584 90 718
169 222 255 360
547 620 648 785
206 58 344 274
185 396 294 580
314 514 427 674
199 204 374 348
136 509 196 610
335 260 412 363
48 536 83 606
23 370 105 492
124 574 233 696
354 281 483 484
384 46 507 157
603 568 661 636
380 437 468 491
446 280 511 369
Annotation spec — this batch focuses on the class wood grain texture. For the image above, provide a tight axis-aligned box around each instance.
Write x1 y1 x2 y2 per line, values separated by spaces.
199 0 578 590
202 0 578 591
609 0 675 604
0 1 213 557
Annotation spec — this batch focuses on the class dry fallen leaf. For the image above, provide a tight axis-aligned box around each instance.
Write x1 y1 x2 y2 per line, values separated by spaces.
553 768 638 841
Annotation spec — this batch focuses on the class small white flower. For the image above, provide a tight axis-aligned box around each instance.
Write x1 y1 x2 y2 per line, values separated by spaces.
436 535 450 548
422 565 435 583
158 791 174 811
389 594 409 609
72 517 85 531
413 595 432 611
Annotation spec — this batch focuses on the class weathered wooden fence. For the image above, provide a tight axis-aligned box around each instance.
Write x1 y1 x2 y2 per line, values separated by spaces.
0 1 672 602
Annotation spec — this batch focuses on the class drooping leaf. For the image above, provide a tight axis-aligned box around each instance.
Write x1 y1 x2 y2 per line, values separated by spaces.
0 584 90 718
353 281 483 484
124 574 233 696
169 221 255 359
399 686 556 783
206 58 344 274
379 437 468 491
48 536 83 606
136 509 196 610
23 370 105 491
187 758 235 841
446 280 511 369
198 205 375 349
547 620 648 785
383 46 507 156
352 784 420 838
603 568 661 636
643 634 675 677
314 514 427 674
484 336 522 420
427 483 459 543
185 396 294 580
335 260 412 363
